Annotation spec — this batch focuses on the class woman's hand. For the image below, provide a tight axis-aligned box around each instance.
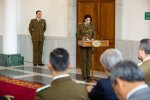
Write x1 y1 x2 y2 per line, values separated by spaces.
87 86 94 93
82 37 86 42
91 38 95 41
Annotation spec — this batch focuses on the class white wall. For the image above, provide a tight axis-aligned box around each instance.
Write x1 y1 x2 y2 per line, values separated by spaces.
115 0 150 64
0 0 68 37
122 0 150 41
19 0 68 37
0 0 76 66
0 0 3 35
1 0 150 64
1 0 149 38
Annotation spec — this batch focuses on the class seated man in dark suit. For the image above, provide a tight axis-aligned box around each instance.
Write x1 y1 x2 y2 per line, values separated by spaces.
35 48 88 100
111 60 150 100
88 49 123 100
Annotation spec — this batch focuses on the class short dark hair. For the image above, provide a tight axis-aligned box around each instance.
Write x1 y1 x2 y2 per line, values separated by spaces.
50 48 69 71
83 14 92 22
111 60 144 85
36 10 42 14
139 39 150 54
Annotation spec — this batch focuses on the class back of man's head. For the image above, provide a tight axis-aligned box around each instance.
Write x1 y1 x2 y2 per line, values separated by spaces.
139 39 150 54
111 60 144 85
50 48 69 71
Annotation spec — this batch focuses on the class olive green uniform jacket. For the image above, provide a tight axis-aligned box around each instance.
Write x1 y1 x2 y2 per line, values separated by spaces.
140 59 150 86
35 77 88 100
76 23 96 79
29 18 46 64
76 23 96 40
29 18 46 41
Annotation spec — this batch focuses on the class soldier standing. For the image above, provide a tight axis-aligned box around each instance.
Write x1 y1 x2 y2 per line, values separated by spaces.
29 10 46 66
76 14 96 81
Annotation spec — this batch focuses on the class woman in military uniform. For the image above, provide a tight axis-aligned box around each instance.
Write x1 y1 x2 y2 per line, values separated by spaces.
76 14 96 81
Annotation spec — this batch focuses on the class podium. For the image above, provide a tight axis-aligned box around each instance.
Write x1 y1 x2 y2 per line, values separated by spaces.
78 40 109 81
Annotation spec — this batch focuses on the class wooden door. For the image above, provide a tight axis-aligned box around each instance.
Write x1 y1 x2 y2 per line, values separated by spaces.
76 0 115 71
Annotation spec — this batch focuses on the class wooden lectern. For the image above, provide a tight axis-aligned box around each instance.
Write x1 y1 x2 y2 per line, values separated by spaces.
78 40 109 81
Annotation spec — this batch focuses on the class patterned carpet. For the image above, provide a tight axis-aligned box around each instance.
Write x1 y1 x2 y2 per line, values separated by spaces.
0 76 43 100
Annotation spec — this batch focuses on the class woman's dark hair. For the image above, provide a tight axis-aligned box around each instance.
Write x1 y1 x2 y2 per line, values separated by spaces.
83 14 92 22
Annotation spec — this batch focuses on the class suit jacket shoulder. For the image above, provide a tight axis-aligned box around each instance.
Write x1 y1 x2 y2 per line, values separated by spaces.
89 78 118 100
128 87 150 100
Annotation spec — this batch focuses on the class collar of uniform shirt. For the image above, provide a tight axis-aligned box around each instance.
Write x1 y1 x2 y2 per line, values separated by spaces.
138 57 150 66
143 57 150 62
37 18 41 21
126 84 148 100
53 74 70 81
84 22 89 27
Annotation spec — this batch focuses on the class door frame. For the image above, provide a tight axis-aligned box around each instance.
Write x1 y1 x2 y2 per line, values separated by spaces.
76 0 116 71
